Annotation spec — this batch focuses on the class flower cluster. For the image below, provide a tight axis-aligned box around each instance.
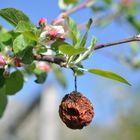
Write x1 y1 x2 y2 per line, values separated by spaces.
39 17 66 44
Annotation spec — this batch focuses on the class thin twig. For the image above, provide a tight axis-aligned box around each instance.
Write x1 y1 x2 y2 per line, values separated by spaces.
59 0 93 17
94 35 140 50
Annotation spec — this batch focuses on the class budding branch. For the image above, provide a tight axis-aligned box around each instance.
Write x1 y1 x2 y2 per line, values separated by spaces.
36 35 140 67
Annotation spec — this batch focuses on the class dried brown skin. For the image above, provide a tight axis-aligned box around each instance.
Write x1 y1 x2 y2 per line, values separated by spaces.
59 91 94 129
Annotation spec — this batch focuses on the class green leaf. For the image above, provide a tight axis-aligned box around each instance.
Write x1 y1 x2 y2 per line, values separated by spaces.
74 37 96 64
83 37 96 60
52 64 67 88
64 0 79 5
0 86 6 94
16 21 38 41
66 16 81 45
22 48 34 64
5 71 24 95
0 42 5 51
88 68 131 85
35 45 48 54
16 21 35 32
0 8 30 27
51 40 69 53
75 18 93 49
0 69 5 87
0 32 12 42
13 34 36 54
59 44 87 56
34 68 47 84
0 93 8 118
86 18 93 29
23 31 38 41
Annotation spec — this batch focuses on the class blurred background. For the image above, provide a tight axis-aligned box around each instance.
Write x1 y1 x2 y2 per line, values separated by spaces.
0 0 140 140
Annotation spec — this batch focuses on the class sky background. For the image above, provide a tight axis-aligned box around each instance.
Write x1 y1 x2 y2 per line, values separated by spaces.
0 0 139 126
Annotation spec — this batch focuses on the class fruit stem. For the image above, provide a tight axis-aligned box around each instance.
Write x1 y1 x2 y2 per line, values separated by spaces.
74 75 77 92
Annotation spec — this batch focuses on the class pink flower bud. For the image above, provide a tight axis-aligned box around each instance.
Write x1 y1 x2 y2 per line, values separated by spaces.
39 17 47 27
0 55 6 66
48 30 58 40
14 57 22 67
37 62 50 72
53 18 65 25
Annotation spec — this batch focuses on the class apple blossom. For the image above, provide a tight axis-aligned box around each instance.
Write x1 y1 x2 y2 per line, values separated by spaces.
47 29 58 40
40 25 65 43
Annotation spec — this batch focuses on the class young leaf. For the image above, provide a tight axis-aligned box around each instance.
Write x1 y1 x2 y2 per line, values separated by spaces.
0 93 8 118
82 37 96 60
66 16 81 45
59 44 87 56
13 34 36 54
88 68 131 85
75 18 93 49
5 70 24 95
0 8 30 27
74 37 96 64
86 18 93 29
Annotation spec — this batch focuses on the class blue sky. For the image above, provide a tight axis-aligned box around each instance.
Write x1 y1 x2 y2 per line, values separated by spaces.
0 0 138 125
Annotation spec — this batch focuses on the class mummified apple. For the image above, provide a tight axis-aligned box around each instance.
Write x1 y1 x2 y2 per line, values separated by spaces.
59 91 94 129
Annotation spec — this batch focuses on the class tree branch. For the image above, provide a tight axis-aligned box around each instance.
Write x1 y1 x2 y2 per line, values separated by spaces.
59 0 94 17
35 35 140 67
35 55 66 67
94 35 140 50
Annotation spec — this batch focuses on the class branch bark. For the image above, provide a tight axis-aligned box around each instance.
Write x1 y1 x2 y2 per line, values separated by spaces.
35 55 66 67
94 35 140 50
